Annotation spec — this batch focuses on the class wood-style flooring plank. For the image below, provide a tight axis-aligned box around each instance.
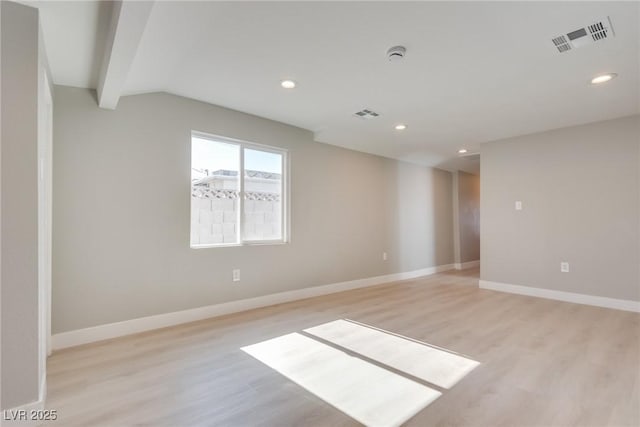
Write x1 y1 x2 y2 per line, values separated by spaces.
42 269 640 426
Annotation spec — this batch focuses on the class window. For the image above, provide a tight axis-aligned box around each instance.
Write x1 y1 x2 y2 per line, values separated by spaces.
190 132 287 247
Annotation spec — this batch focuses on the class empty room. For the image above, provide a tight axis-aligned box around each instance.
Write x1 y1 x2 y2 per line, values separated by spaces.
1 1 639 426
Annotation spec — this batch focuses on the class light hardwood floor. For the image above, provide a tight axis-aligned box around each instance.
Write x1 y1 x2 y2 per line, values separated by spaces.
44 268 640 426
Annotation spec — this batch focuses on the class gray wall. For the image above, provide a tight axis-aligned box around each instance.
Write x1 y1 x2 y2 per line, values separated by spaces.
53 87 454 334
481 115 640 301
453 171 480 264
1 1 40 410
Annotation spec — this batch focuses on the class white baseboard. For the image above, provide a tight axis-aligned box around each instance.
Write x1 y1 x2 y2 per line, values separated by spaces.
39 376 46 407
1 395 45 427
454 260 480 270
479 280 640 313
52 263 455 350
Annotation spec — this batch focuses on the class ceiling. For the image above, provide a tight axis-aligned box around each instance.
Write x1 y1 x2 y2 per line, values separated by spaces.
29 1 640 173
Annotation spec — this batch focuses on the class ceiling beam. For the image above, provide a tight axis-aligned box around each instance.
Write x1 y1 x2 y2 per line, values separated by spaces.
96 1 154 110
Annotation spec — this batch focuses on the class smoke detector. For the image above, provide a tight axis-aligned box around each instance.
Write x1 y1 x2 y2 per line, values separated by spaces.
552 16 615 53
386 46 406 61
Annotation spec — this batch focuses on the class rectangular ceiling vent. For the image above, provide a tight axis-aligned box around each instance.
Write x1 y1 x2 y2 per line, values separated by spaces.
552 16 615 53
354 109 380 119
552 35 571 53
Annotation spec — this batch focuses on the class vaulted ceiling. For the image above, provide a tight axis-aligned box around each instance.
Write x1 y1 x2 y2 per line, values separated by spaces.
28 1 640 173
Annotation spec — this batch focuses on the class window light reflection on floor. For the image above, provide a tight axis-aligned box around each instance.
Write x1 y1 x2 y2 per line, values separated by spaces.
241 319 479 427
305 319 480 389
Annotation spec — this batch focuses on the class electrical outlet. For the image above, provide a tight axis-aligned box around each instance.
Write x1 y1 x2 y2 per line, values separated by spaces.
560 262 570 273
232 269 240 282
515 201 523 211
382 252 388 261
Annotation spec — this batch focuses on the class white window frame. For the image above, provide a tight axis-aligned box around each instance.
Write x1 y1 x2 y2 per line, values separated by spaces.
190 131 289 249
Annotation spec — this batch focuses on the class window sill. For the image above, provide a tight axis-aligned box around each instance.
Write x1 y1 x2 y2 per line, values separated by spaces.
190 240 288 249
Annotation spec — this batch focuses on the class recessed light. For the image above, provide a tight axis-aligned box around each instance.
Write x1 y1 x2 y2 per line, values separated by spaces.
590 73 617 85
281 80 296 89
458 148 468 154
394 124 407 131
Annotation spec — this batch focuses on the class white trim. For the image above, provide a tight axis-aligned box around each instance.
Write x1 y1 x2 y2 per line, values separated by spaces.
52 264 455 350
454 260 480 270
5 399 44 413
2 396 45 427
39 375 46 407
479 280 640 313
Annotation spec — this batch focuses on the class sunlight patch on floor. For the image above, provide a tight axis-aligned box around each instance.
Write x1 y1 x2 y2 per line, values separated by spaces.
242 332 441 427
304 319 480 389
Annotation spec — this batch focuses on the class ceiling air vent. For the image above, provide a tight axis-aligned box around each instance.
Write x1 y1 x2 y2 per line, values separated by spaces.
588 21 608 41
354 109 380 119
552 16 615 53
552 35 571 53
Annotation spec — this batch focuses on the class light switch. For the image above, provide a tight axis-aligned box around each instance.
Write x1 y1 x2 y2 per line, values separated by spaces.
515 201 523 211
